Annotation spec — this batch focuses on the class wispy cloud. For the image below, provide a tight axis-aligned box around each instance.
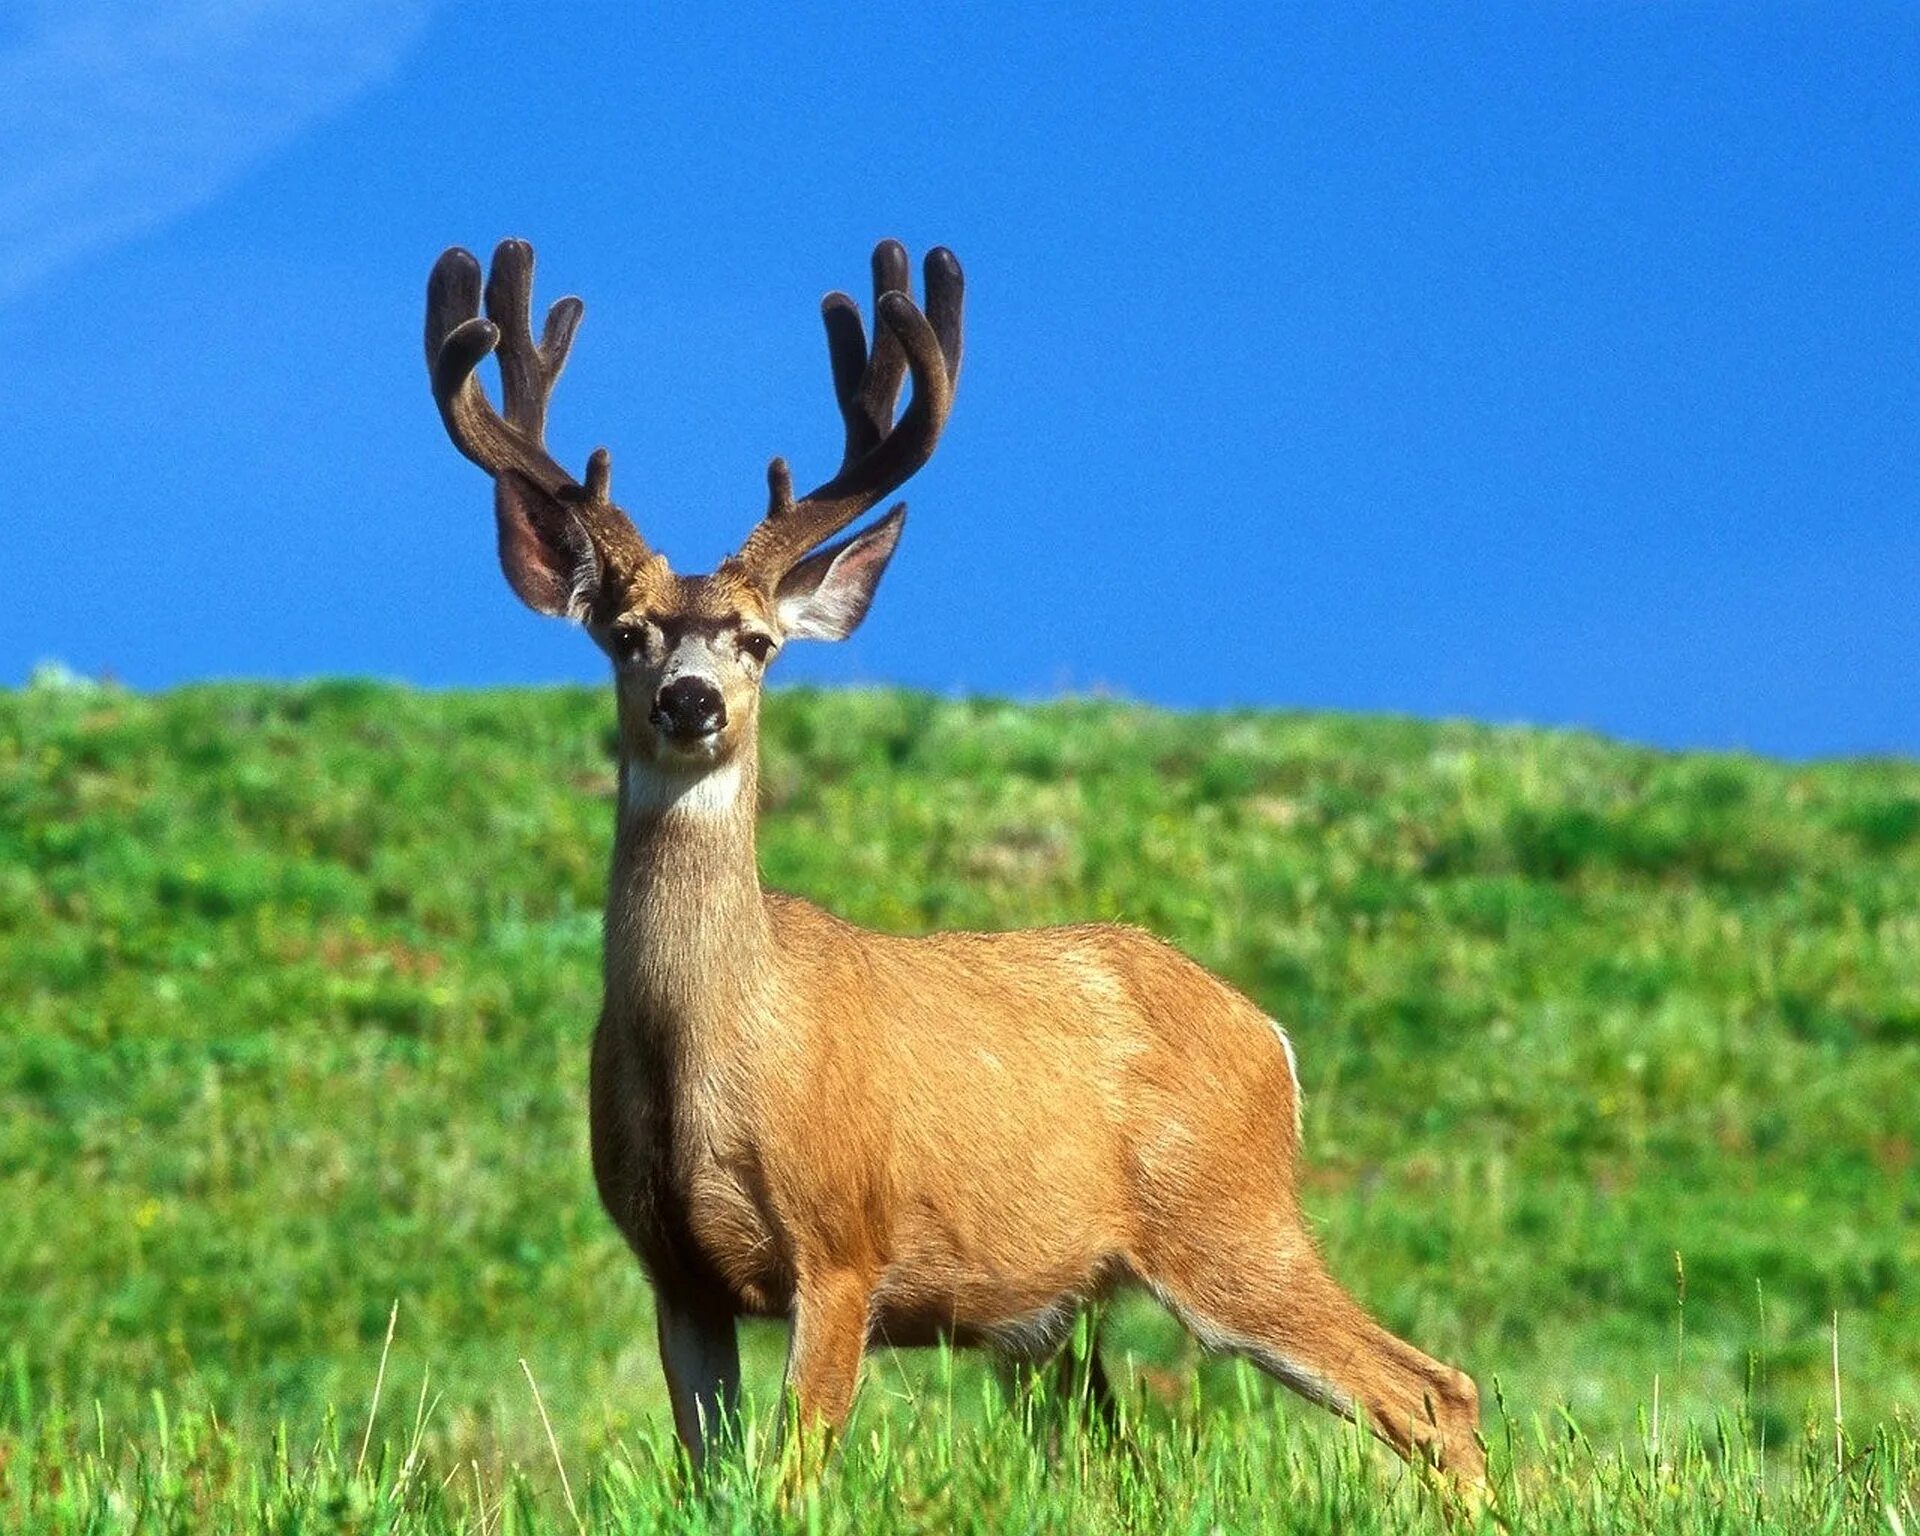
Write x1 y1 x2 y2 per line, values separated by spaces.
0 0 432 302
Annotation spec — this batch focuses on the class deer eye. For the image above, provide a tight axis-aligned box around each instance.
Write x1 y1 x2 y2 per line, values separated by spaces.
611 623 650 662
739 632 777 664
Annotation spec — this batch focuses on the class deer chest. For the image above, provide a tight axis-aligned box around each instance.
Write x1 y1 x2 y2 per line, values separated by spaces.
587 1020 792 1315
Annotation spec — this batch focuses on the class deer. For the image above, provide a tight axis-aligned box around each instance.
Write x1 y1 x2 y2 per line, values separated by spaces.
423 237 1487 1488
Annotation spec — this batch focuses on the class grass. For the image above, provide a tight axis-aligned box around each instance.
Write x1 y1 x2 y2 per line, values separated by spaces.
2 672 1917 1531
5 1377 1917 1534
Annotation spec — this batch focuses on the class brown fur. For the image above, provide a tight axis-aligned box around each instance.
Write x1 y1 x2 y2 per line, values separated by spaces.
426 237 1486 1484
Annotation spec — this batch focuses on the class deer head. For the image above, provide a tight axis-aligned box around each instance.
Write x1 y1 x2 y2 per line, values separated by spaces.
425 238 963 779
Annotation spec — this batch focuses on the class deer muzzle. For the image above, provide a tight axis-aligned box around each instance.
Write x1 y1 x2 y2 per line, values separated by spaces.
651 676 727 742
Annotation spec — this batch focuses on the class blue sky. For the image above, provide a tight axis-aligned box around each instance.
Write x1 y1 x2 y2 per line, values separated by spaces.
0 2 1913 758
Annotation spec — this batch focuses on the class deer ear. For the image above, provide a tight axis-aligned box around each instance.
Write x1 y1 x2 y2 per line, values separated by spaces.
775 504 905 642
495 473 602 620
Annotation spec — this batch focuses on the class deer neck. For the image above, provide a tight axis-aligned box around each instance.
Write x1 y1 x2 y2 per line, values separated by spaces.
606 732 775 1045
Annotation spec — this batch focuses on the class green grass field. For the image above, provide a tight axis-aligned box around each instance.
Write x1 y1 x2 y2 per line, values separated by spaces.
3 674 1916 1532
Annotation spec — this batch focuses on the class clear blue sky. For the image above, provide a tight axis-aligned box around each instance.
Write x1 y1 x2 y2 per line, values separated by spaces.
1 3 1913 758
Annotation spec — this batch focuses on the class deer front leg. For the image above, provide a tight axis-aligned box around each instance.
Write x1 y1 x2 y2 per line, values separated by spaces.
656 1291 741 1469
781 1270 873 1465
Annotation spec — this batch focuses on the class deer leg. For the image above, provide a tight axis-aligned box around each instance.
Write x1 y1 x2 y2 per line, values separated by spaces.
1041 1320 1120 1428
995 1319 1121 1432
655 1291 741 1469
782 1270 873 1444
1153 1235 1484 1483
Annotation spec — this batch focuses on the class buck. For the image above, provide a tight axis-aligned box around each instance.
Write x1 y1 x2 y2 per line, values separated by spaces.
424 238 1486 1484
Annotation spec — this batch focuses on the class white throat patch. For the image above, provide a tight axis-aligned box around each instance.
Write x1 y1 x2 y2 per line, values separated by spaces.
623 759 746 818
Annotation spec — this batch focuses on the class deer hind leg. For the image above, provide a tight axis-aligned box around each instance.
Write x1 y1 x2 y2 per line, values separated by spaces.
995 1316 1121 1431
1148 1228 1484 1483
1045 1329 1120 1425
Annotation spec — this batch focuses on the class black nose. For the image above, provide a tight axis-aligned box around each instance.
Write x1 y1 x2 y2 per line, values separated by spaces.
651 677 727 739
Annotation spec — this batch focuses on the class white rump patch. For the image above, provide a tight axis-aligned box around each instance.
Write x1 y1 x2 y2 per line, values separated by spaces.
624 759 745 818
1269 1018 1304 1143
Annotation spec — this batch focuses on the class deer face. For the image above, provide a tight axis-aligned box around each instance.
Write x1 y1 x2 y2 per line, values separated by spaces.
589 514 903 772
606 571 774 770
426 237 959 787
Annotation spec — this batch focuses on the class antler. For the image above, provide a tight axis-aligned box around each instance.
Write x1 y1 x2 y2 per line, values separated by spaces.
735 240 963 583
425 240 650 568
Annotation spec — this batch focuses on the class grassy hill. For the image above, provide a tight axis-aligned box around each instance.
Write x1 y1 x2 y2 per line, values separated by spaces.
2 676 1916 1532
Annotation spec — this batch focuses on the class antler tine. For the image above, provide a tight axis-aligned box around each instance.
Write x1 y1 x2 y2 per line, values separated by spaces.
858 240 912 453
485 239 583 436
426 247 571 495
425 243 649 564
737 242 964 583
920 246 964 387
817 241 918 475
425 246 483 373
